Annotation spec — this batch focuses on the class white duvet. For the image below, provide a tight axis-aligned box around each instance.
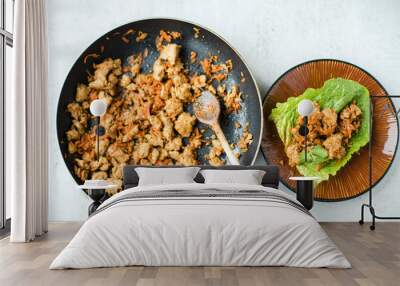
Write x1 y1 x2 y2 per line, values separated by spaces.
50 183 350 269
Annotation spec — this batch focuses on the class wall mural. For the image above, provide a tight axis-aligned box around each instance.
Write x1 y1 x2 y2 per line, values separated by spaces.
57 20 397 201
56 19 263 192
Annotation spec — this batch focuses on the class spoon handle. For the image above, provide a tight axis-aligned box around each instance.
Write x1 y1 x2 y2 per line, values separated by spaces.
212 123 240 165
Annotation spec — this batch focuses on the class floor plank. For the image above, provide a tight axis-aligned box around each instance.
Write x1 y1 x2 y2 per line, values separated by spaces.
0 222 399 286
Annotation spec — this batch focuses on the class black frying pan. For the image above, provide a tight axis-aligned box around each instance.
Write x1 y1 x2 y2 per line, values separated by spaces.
57 18 262 184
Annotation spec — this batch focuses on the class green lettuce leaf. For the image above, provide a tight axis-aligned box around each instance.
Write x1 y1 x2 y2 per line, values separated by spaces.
269 78 370 182
299 145 329 165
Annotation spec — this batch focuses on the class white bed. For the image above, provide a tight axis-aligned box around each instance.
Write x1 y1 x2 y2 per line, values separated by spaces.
50 179 350 269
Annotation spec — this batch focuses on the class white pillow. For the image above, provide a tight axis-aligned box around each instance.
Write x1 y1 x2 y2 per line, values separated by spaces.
200 169 266 185
136 167 200 186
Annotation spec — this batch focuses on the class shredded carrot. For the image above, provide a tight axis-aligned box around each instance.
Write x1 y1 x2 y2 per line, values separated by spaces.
212 73 227 82
211 64 224 73
200 58 211 76
159 30 172 42
193 27 200 38
190 51 197 63
121 36 130 44
83 53 99 64
123 29 135 36
136 31 148 42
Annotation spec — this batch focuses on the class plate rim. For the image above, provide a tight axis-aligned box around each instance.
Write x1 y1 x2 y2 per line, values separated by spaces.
262 58 400 202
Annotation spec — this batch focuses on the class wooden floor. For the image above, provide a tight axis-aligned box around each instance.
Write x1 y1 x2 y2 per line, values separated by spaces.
0 222 399 286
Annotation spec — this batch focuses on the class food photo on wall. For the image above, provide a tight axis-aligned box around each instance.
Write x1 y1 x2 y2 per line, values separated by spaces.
3 2 400 285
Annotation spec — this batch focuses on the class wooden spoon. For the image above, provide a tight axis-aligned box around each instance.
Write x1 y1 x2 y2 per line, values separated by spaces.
194 91 240 165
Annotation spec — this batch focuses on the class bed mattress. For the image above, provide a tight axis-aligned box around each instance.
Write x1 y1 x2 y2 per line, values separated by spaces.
50 183 350 269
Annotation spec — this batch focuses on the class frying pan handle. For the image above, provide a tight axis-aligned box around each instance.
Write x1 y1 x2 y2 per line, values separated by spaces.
212 124 240 165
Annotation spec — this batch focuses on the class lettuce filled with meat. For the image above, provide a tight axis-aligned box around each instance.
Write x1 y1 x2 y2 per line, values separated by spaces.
269 78 370 182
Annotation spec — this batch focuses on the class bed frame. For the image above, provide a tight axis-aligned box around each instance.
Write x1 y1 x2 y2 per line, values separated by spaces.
123 165 280 190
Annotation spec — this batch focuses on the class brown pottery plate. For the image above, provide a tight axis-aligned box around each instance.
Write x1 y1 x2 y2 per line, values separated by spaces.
262 59 399 201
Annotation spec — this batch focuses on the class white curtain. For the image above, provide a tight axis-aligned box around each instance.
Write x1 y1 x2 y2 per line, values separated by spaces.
9 0 48 242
